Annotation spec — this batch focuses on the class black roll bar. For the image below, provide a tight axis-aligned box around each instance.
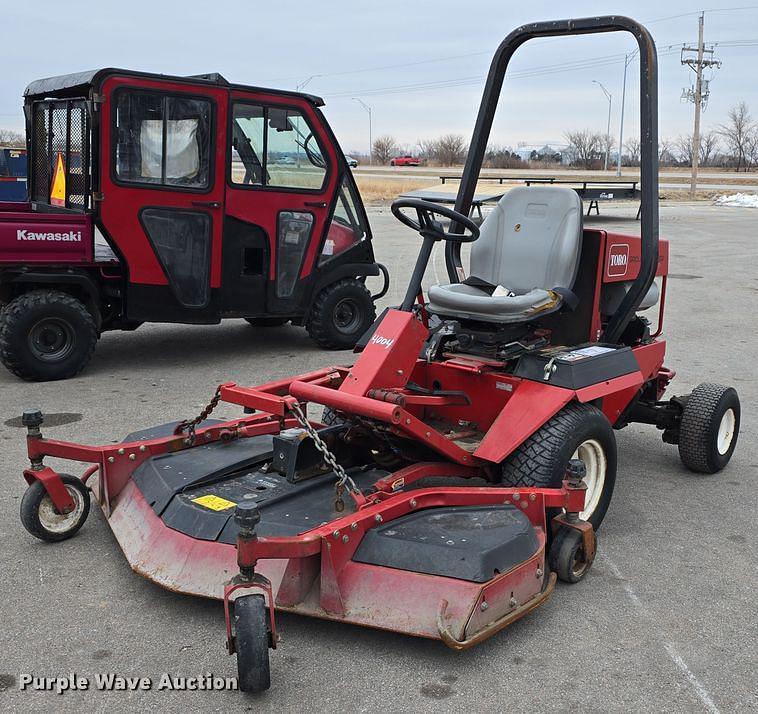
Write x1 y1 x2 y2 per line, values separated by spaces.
445 16 658 344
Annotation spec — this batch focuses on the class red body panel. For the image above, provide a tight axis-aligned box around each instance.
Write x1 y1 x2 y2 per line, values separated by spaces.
0 207 93 263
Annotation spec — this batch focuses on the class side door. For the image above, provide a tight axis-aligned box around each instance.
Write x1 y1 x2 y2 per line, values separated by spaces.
222 93 337 317
99 77 227 322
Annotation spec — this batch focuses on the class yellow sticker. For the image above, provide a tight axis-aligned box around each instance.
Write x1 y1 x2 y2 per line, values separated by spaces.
50 152 66 207
192 494 237 511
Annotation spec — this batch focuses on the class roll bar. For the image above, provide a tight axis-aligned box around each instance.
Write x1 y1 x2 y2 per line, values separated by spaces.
445 16 658 344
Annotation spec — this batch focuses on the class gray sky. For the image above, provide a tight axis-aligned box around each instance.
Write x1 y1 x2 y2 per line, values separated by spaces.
2 1 757 155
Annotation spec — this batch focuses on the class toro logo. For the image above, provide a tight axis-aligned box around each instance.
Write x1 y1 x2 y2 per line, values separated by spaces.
17 229 82 242
370 333 394 349
607 243 629 277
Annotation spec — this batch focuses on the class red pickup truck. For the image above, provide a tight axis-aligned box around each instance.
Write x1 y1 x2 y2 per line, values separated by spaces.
389 155 420 167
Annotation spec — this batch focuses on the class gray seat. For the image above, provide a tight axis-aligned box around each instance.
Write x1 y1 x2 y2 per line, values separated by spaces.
427 186 583 323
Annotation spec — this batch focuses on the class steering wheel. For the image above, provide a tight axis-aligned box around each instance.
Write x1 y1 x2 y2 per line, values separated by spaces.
391 198 480 243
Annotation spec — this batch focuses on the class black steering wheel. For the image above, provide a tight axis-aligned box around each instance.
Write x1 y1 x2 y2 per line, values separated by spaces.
391 198 480 243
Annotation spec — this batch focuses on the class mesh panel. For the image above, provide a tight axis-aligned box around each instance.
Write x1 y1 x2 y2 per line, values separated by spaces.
30 99 90 209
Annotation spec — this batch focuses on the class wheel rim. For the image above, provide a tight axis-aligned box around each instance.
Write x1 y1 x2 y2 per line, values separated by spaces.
717 408 736 455
333 298 362 335
38 485 85 534
571 439 607 521
28 317 75 362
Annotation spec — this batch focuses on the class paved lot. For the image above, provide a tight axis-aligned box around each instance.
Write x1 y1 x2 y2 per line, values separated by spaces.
0 203 755 712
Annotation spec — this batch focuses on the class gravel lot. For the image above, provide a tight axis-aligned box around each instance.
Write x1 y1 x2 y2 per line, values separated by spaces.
0 202 755 712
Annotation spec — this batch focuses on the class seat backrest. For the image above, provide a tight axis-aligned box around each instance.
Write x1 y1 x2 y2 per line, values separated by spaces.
469 186 583 293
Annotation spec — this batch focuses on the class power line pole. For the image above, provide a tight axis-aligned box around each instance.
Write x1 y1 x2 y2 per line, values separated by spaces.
352 98 373 165
681 12 721 194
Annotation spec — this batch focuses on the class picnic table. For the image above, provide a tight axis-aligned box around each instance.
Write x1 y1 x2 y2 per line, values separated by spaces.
437 175 641 218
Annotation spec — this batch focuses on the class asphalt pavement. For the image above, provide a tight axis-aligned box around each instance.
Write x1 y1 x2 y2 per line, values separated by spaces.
0 202 755 713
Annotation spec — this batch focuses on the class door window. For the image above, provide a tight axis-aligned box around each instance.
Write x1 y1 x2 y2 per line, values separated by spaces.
320 176 368 264
141 209 212 307
114 91 212 189
230 103 327 190
276 211 314 297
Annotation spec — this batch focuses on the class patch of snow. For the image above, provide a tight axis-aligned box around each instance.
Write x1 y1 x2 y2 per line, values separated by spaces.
714 192 758 208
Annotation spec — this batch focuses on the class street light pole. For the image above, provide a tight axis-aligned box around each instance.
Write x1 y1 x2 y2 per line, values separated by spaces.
593 80 612 171
616 49 639 177
352 97 373 165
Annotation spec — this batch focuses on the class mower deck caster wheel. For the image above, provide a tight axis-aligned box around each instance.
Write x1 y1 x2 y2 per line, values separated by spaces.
548 526 596 584
234 594 271 693
678 383 740 474
20 474 90 542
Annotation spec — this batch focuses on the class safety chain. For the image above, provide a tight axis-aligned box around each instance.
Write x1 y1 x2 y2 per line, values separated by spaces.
288 401 359 511
176 385 223 445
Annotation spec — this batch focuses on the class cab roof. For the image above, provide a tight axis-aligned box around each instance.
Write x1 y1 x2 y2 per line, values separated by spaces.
23 68 325 106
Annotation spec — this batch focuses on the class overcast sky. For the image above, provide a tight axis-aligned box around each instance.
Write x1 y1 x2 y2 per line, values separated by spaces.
2 1 757 155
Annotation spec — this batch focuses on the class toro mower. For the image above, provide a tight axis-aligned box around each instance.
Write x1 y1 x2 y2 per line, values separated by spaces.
18 16 740 693
0 67 387 381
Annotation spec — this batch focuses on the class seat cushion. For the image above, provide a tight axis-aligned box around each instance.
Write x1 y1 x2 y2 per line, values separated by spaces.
428 283 559 323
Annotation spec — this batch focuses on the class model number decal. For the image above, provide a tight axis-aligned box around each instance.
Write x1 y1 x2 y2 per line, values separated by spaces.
370 334 394 349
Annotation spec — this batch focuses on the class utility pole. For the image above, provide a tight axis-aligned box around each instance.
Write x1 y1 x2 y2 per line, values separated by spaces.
592 80 612 171
681 13 721 194
352 98 373 165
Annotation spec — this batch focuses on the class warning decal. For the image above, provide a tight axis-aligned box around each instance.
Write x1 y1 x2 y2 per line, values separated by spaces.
50 153 66 207
191 494 237 511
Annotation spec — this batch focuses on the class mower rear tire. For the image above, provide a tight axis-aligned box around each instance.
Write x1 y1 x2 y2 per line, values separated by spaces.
244 317 289 327
0 290 97 381
678 383 740 473
307 278 375 350
234 594 271 693
500 402 616 529
20 474 90 542
549 526 596 584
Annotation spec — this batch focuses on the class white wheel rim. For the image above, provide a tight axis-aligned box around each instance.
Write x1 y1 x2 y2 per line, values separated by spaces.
38 485 85 534
572 439 607 521
717 408 736 455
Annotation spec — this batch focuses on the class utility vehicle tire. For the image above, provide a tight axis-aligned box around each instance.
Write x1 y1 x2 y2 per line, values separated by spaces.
234 594 271 693
548 526 596 584
244 317 289 327
0 290 97 381
307 278 375 350
678 383 740 474
500 402 616 529
20 474 90 542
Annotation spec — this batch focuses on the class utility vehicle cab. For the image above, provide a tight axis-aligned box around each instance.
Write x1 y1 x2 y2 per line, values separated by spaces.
0 69 387 381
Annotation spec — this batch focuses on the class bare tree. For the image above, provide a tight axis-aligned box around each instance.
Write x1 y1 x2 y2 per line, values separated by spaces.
431 134 468 166
564 129 602 169
485 145 522 169
624 138 641 166
718 102 754 172
416 138 438 161
372 135 398 165
677 131 721 167
700 130 719 167
0 129 25 147
658 138 676 166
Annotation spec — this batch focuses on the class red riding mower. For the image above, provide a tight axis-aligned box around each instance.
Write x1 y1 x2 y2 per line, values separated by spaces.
18 17 740 693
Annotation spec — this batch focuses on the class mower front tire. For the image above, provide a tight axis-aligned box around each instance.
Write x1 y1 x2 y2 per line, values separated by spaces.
234 594 271 693
0 290 97 381
500 402 617 529
678 383 740 474
307 278 375 350
20 474 90 542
